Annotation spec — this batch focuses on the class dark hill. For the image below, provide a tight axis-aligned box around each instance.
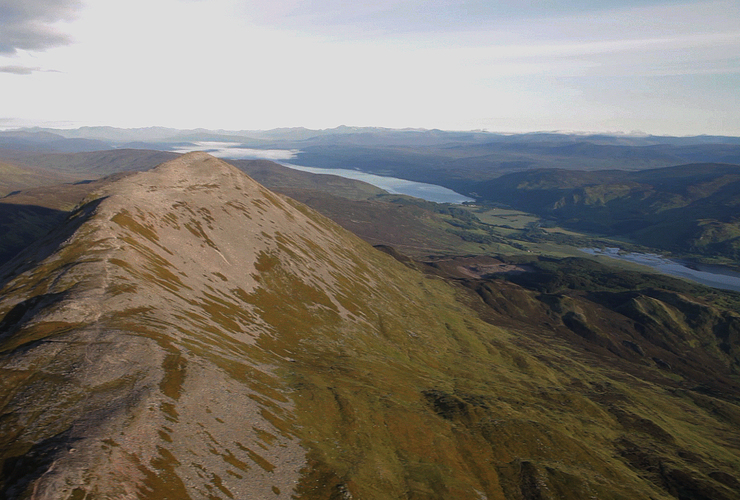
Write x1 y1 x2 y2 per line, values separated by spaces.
474 163 740 259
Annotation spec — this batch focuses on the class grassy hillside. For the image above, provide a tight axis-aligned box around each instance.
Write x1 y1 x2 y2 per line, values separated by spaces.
473 163 740 261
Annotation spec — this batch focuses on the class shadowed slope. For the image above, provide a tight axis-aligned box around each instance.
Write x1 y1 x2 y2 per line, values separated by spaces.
0 174 137 267
0 153 738 499
473 163 740 260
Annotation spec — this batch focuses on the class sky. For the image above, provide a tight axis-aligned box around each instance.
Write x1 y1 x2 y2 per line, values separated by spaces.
1 0 738 135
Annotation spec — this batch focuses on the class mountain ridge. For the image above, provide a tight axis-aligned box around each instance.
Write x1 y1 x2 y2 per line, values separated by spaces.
0 152 371 497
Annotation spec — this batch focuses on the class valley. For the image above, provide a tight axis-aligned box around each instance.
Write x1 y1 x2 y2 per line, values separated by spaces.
581 248 740 292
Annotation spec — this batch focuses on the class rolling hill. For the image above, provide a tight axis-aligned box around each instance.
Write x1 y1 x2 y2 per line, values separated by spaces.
0 160 79 197
0 149 180 177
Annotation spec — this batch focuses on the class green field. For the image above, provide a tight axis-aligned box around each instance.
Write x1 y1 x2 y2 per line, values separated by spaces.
468 207 541 228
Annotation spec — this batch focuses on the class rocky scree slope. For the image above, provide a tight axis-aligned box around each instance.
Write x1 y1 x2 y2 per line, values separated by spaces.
0 153 739 499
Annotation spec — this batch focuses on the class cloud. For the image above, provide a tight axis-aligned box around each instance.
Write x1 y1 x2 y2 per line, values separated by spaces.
0 64 60 74
0 65 39 74
0 0 83 53
236 0 681 36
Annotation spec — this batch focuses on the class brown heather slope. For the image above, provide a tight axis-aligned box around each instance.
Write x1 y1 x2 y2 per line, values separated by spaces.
0 149 179 178
0 160 79 197
0 153 739 499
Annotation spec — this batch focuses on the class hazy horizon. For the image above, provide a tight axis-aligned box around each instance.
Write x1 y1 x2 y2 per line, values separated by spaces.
4 124 740 141
1 0 738 136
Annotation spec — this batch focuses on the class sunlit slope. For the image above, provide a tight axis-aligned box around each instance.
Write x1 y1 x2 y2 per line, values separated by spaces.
0 153 738 499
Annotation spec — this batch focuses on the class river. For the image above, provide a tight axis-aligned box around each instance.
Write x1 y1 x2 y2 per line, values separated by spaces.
580 247 740 292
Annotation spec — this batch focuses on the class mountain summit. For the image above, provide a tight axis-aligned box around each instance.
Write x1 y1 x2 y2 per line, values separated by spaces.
1 153 739 499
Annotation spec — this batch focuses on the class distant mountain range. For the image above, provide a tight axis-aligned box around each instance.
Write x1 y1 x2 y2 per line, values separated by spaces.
3 125 740 155
2 128 740 195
